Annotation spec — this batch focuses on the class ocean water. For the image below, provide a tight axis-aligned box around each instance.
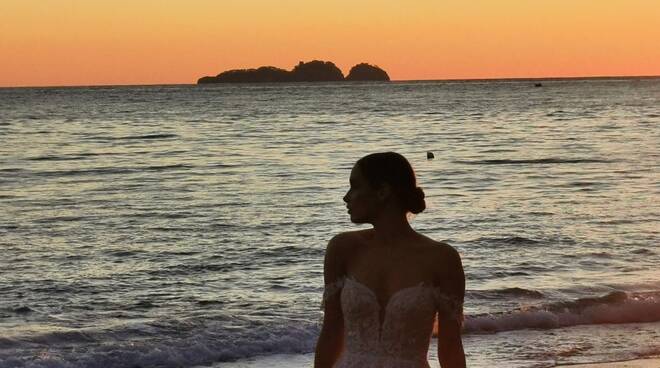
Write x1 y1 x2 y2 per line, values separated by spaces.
0 79 659 368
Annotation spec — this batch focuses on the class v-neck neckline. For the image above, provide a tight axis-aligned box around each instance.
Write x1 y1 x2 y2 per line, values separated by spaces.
344 276 430 338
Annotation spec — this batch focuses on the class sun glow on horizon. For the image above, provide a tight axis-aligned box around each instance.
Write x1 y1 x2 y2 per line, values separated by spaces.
1 0 659 87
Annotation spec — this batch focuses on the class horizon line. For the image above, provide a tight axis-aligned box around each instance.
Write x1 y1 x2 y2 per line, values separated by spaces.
2 74 659 89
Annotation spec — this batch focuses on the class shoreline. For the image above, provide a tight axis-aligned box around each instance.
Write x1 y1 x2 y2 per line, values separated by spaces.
215 355 660 368
556 358 660 368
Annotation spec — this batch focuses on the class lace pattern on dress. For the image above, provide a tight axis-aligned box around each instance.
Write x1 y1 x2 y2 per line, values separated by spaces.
319 276 464 367
320 277 345 309
433 288 464 324
321 276 463 321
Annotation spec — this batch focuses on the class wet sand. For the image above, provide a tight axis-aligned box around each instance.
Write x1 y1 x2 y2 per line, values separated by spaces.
557 358 660 368
218 356 660 368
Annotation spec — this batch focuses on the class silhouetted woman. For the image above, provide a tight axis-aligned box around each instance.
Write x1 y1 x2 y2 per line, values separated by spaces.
315 152 466 368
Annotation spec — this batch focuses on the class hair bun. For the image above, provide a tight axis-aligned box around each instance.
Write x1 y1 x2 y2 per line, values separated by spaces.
355 152 425 215
408 187 426 214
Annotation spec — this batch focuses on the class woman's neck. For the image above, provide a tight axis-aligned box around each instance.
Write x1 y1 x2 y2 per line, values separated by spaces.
371 213 415 246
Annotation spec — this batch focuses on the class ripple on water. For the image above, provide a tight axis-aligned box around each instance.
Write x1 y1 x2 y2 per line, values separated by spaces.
1 80 658 368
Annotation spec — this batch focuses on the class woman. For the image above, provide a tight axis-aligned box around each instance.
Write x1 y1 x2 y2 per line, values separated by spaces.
314 152 466 368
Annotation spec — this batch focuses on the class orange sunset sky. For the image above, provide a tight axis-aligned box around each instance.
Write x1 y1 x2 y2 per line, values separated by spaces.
1 0 659 87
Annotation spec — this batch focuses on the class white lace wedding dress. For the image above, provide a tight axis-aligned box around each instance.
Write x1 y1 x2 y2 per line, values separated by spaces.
322 276 462 368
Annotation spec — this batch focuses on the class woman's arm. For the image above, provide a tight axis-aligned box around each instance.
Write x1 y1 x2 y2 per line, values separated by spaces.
315 297 344 367
437 246 466 368
314 236 346 368
437 318 465 368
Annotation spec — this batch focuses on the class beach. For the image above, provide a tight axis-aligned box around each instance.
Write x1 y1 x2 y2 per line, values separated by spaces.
218 355 660 368
558 358 660 367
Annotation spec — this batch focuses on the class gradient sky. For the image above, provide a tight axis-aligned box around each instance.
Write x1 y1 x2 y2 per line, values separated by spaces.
1 0 659 86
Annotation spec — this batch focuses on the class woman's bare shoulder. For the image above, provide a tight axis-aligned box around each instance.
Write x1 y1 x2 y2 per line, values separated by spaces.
327 229 371 253
323 230 371 279
417 235 462 267
414 236 464 293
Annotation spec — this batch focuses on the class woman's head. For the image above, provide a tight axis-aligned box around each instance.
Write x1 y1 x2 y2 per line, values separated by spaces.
344 152 425 223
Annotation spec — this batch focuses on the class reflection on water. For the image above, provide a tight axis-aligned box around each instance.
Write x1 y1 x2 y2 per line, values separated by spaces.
0 79 659 367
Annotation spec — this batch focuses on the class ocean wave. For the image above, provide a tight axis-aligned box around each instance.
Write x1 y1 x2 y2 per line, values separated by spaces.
104 249 143 257
146 263 231 277
0 320 319 368
462 290 660 334
455 158 611 165
34 215 87 223
467 235 541 246
581 251 613 259
12 306 34 314
2 290 659 367
0 168 23 173
90 133 180 141
469 287 545 299
631 248 655 255
27 155 87 161
30 164 193 178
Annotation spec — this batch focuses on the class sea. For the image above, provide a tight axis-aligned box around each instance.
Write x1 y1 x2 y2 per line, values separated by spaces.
0 78 659 368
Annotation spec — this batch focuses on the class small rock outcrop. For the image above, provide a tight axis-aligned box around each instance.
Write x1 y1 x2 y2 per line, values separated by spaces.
197 60 389 84
198 66 291 84
290 60 344 82
346 63 390 81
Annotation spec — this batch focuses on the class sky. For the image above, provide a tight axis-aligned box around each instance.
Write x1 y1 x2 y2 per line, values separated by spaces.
1 0 659 87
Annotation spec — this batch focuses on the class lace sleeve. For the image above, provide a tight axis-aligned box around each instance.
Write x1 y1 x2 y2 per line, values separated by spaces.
320 278 345 309
433 288 464 324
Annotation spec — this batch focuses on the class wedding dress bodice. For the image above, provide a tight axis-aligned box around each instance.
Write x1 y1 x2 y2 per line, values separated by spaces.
322 276 462 368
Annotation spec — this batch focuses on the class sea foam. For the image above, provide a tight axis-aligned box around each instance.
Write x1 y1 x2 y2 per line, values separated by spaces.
462 291 660 333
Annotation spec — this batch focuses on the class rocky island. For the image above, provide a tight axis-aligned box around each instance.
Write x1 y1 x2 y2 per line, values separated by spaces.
197 60 389 84
346 63 391 81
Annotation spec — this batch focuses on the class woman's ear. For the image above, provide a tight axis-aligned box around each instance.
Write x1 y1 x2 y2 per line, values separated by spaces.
376 183 393 202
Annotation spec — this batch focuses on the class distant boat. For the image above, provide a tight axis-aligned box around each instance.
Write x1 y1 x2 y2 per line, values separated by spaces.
534 83 543 87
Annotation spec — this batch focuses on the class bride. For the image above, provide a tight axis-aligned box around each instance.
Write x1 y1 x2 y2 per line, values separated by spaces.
314 152 466 368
